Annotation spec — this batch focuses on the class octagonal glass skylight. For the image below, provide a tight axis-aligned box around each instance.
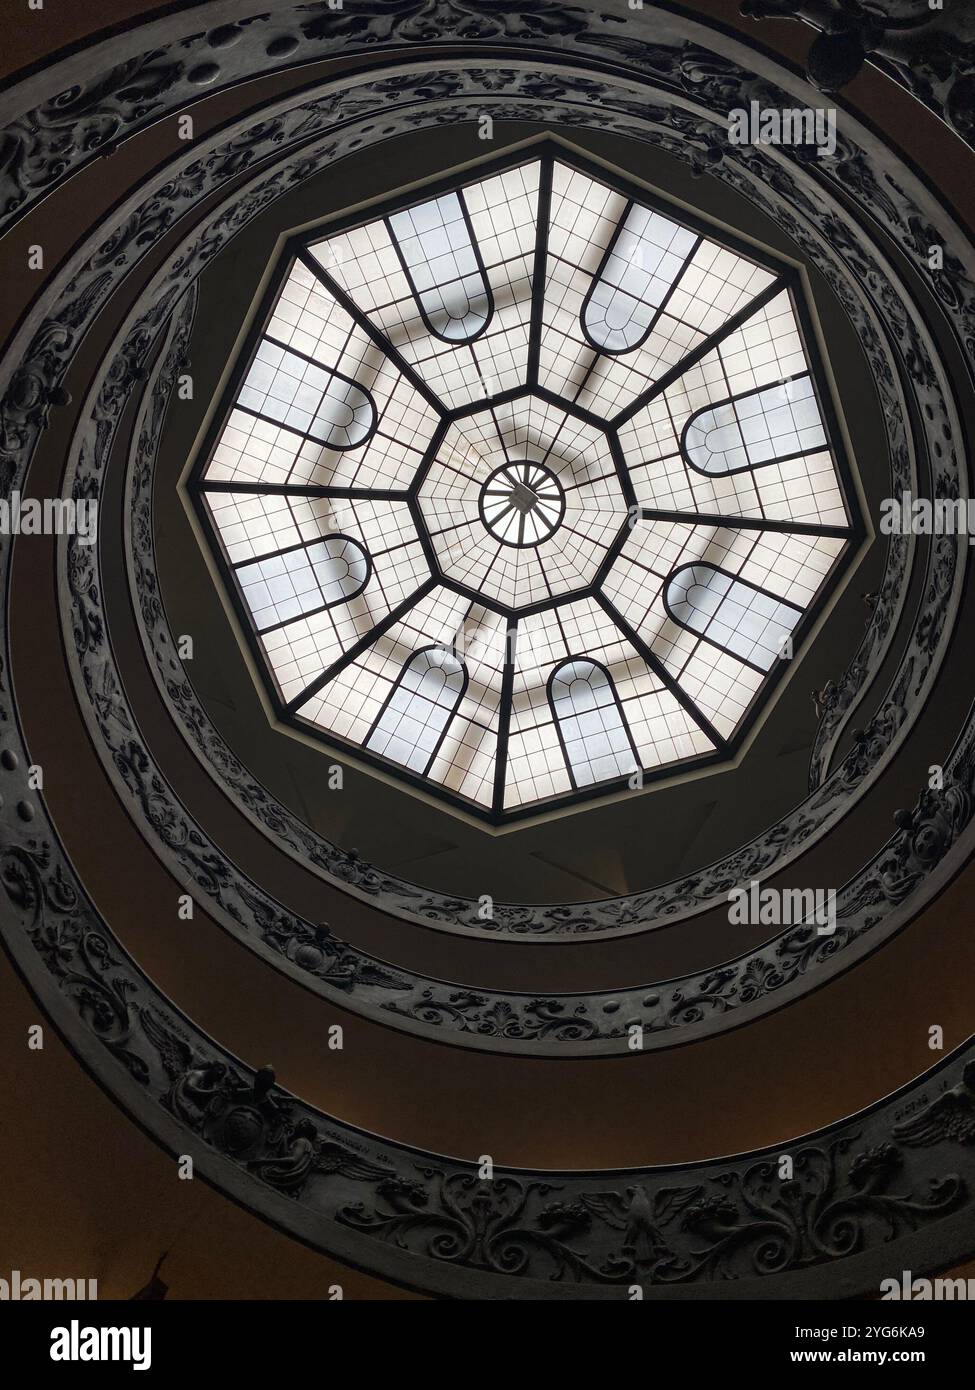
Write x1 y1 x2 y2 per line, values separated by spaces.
191 141 861 825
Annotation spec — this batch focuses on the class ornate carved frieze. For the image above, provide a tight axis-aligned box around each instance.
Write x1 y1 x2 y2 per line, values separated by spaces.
2 803 974 1294
743 0 975 144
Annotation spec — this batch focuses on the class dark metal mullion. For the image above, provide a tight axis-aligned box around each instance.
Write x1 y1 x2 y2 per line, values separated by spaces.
425 515 480 543
490 403 513 466
568 352 600 410
449 597 478 664
232 535 332 570
445 379 608 434
694 442 838 478
406 493 440 578
528 246 597 407
594 590 728 752
608 432 636 509
230 401 337 452
284 575 437 715
492 617 518 815
635 507 852 540
257 594 340 638
551 602 572 656
197 480 409 500
534 547 556 601
568 664 644 780
561 467 623 496
547 606 582 789
526 157 554 388
437 454 494 490
682 368 812 419
555 516 607 549
421 678 470 779
549 692 580 792
535 404 575 475
433 574 591 620
468 341 491 399
262 328 353 377
297 248 444 414
592 521 631 591
613 275 789 427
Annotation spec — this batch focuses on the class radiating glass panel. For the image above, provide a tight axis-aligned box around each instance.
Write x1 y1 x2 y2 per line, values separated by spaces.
236 535 369 631
549 659 638 786
388 192 492 342
238 339 375 449
665 565 801 670
582 204 698 353
366 647 467 774
682 376 826 475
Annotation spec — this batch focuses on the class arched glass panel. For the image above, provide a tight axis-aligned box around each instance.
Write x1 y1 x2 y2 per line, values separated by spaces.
238 339 376 450
549 659 639 787
582 204 698 354
682 375 826 475
236 535 369 632
388 192 492 343
366 647 467 775
665 564 801 671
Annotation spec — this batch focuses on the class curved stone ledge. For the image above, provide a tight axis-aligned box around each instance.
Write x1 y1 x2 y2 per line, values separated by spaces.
743 0 975 146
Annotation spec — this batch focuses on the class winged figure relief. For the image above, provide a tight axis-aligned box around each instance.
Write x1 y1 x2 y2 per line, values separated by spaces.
893 1062 975 1148
578 1183 703 1266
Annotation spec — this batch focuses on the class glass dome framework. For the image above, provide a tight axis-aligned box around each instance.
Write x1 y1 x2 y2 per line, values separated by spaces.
189 140 863 826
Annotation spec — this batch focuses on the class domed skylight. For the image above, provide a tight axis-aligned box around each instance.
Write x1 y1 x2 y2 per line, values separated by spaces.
191 141 861 826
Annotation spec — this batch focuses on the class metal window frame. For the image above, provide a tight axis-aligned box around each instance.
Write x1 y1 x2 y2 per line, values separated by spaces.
186 140 864 827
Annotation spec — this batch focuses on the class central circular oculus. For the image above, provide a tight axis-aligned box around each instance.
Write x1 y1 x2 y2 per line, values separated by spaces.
478 461 566 547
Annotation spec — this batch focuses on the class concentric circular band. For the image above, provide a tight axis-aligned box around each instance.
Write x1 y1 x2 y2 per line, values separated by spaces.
479 461 566 547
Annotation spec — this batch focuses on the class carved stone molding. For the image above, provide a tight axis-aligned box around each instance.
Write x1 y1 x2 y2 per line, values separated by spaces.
742 0 975 145
3 771 975 1293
